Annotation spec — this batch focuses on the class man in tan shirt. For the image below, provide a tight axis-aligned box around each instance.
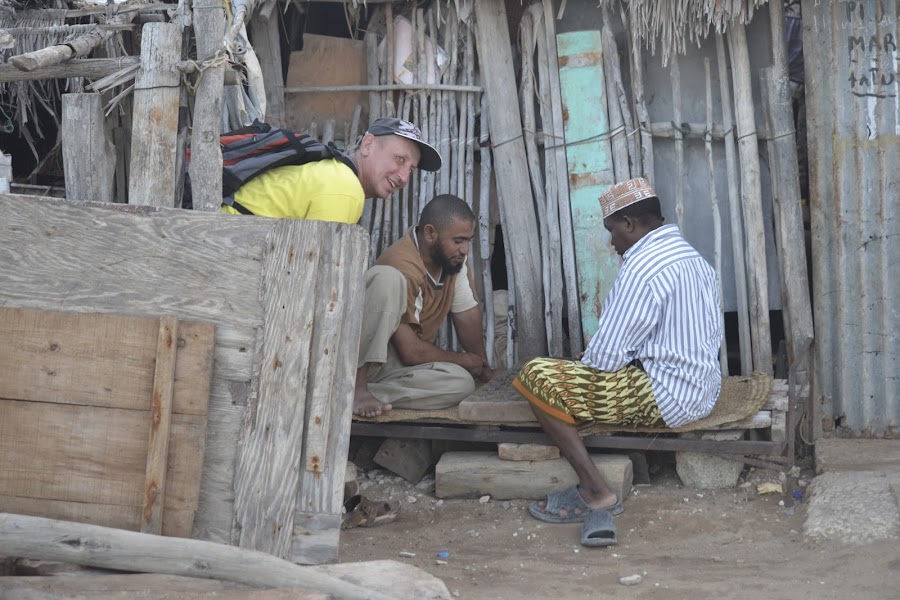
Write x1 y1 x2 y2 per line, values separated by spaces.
354 194 501 417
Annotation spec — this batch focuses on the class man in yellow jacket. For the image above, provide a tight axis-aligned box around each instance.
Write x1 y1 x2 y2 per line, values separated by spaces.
222 118 440 224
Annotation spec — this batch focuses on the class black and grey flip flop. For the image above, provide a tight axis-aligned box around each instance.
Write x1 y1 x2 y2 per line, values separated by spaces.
580 509 618 547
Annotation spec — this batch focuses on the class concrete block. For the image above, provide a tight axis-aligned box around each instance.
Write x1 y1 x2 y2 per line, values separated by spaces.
675 452 743 489
374 438 433 484
497 443 560 461
435 451 632 501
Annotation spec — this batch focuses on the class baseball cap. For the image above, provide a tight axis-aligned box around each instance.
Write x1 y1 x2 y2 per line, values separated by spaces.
599 177 657 219
367 117 442 172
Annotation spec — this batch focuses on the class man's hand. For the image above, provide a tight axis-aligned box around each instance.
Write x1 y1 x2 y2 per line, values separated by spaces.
478 365 504 383
458 351 485 379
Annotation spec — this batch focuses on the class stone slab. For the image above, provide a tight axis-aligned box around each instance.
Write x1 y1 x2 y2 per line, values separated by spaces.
374 438 433 484
675 452 744 490
498 443 560 461
804 470 900 544
435 451 632 501
814 438 900 475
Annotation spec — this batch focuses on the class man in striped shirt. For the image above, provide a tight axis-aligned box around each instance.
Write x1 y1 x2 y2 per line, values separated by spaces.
512 177 723 546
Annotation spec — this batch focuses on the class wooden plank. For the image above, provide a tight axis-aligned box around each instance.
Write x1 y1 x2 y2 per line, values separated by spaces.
541 0 583 355
0 403 206 536
557 30 618 339
249 9 286 127
128 23 182 207
351 422 786 455
770 410 787 444
189 0 225 212
0 514 397 600
61 93 115 204
142 315 178 534
728 22 773 374
0 57 140 83
0 308 212 415
716 34 753 376
474 0 546 358
293 223 368 564
284 35 368 135
233 221 368 561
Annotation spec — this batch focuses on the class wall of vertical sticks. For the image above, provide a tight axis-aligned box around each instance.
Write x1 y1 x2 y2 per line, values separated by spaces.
0 0 814 383
554 0 812 382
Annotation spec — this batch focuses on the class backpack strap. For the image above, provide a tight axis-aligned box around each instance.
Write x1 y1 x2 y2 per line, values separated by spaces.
222 194 255 215
328 142 359 177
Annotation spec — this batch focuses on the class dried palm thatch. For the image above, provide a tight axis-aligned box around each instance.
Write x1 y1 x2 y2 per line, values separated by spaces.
0 0 72 159
601 0 769 65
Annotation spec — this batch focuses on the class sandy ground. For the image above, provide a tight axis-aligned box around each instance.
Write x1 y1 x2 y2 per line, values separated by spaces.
339 455 900 600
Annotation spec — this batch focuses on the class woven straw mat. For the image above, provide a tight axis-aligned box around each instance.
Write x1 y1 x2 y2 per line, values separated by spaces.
353 371 773 433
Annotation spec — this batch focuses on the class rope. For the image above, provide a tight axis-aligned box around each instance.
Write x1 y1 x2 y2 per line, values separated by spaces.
0 104 14 134
181 47 230 95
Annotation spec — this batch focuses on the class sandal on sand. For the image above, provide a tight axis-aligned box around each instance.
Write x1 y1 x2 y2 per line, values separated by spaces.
341 495 400 530
529 486 624 524
581 509 618 547
343 480 360 502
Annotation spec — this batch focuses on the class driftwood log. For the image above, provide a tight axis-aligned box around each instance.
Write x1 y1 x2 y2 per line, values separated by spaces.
8 12 136 72
0 514 412 600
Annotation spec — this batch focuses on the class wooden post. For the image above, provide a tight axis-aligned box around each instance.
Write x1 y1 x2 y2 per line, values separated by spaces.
765 1 814 366
249 2 285 127
600 8 632 181
716 34 752 376
61 93 115 204
670 52 686 231
365 30 381 123
128 23 183 207
474 0 546 358
621 3 653 183
521 6 563 358
189 0 226 212
704 59 728 375
478 94 495 368
760 68 814 364
729 23 773 375
541 0 582 356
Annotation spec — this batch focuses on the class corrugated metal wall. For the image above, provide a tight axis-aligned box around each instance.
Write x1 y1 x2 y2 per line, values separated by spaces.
805 0 900 437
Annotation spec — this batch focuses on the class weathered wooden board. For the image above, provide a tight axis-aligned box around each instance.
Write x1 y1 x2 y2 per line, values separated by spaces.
284 35 368 136
0 194 368 563
557 30 618 339
233 220 368 564
0 308 214 537
0 308 211 414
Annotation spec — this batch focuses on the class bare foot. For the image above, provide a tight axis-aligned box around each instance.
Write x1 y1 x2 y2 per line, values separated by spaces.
578 484 619 511
353 387 391 418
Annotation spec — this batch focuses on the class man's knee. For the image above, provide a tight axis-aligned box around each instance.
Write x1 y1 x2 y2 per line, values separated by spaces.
440 363 477 397
365 265 406 305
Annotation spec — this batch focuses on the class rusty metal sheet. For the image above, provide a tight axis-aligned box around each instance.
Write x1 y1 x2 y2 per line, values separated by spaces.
804 0 899 438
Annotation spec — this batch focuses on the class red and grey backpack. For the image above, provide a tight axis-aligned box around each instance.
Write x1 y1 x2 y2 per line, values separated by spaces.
183 120 358 214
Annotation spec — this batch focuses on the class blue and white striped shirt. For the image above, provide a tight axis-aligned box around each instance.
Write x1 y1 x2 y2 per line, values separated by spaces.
582 224 723 428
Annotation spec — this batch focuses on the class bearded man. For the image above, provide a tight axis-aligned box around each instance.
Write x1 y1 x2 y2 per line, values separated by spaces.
353 194 501 417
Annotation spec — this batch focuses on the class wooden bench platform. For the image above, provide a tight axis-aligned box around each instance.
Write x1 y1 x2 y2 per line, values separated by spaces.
352 372 798 471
